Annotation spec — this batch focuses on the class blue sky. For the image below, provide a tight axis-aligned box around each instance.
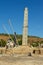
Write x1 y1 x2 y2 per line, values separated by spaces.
0 0 43 38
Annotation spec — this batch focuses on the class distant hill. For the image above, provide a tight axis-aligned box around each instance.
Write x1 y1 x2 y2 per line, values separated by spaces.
0 33 43 44
28 36 43 44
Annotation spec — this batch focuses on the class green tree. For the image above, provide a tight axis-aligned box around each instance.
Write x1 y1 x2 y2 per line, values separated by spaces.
31 42 39 47
18 40 22 45
0 39 6 47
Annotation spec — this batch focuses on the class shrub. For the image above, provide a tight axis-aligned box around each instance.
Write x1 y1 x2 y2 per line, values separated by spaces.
18 40 22 45
0 39 6 47
31 42 39 47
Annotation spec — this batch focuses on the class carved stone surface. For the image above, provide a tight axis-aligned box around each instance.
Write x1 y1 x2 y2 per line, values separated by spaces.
22 7 28 45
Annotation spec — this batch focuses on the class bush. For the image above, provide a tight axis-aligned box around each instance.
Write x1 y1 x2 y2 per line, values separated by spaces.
18 40 22 45
31 42 39 47
0 39 6 47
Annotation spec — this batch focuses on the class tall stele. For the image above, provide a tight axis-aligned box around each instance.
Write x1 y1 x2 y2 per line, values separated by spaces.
22 7 28 45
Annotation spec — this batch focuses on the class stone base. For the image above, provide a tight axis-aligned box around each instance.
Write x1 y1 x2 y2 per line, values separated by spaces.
0 46 31 55
0 46 43 55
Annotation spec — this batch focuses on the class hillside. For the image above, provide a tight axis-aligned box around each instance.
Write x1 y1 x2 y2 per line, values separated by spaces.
0 34 43 44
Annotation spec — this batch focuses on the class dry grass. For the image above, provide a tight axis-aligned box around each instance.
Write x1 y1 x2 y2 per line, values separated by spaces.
0 35 43 43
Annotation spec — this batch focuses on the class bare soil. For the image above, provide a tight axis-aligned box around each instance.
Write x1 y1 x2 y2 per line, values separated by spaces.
0 55 43 65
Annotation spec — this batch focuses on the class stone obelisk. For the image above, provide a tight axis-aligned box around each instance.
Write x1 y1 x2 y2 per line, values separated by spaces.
22 7 28 45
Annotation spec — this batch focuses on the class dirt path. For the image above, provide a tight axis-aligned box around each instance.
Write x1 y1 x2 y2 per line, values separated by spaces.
0 55 43 65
